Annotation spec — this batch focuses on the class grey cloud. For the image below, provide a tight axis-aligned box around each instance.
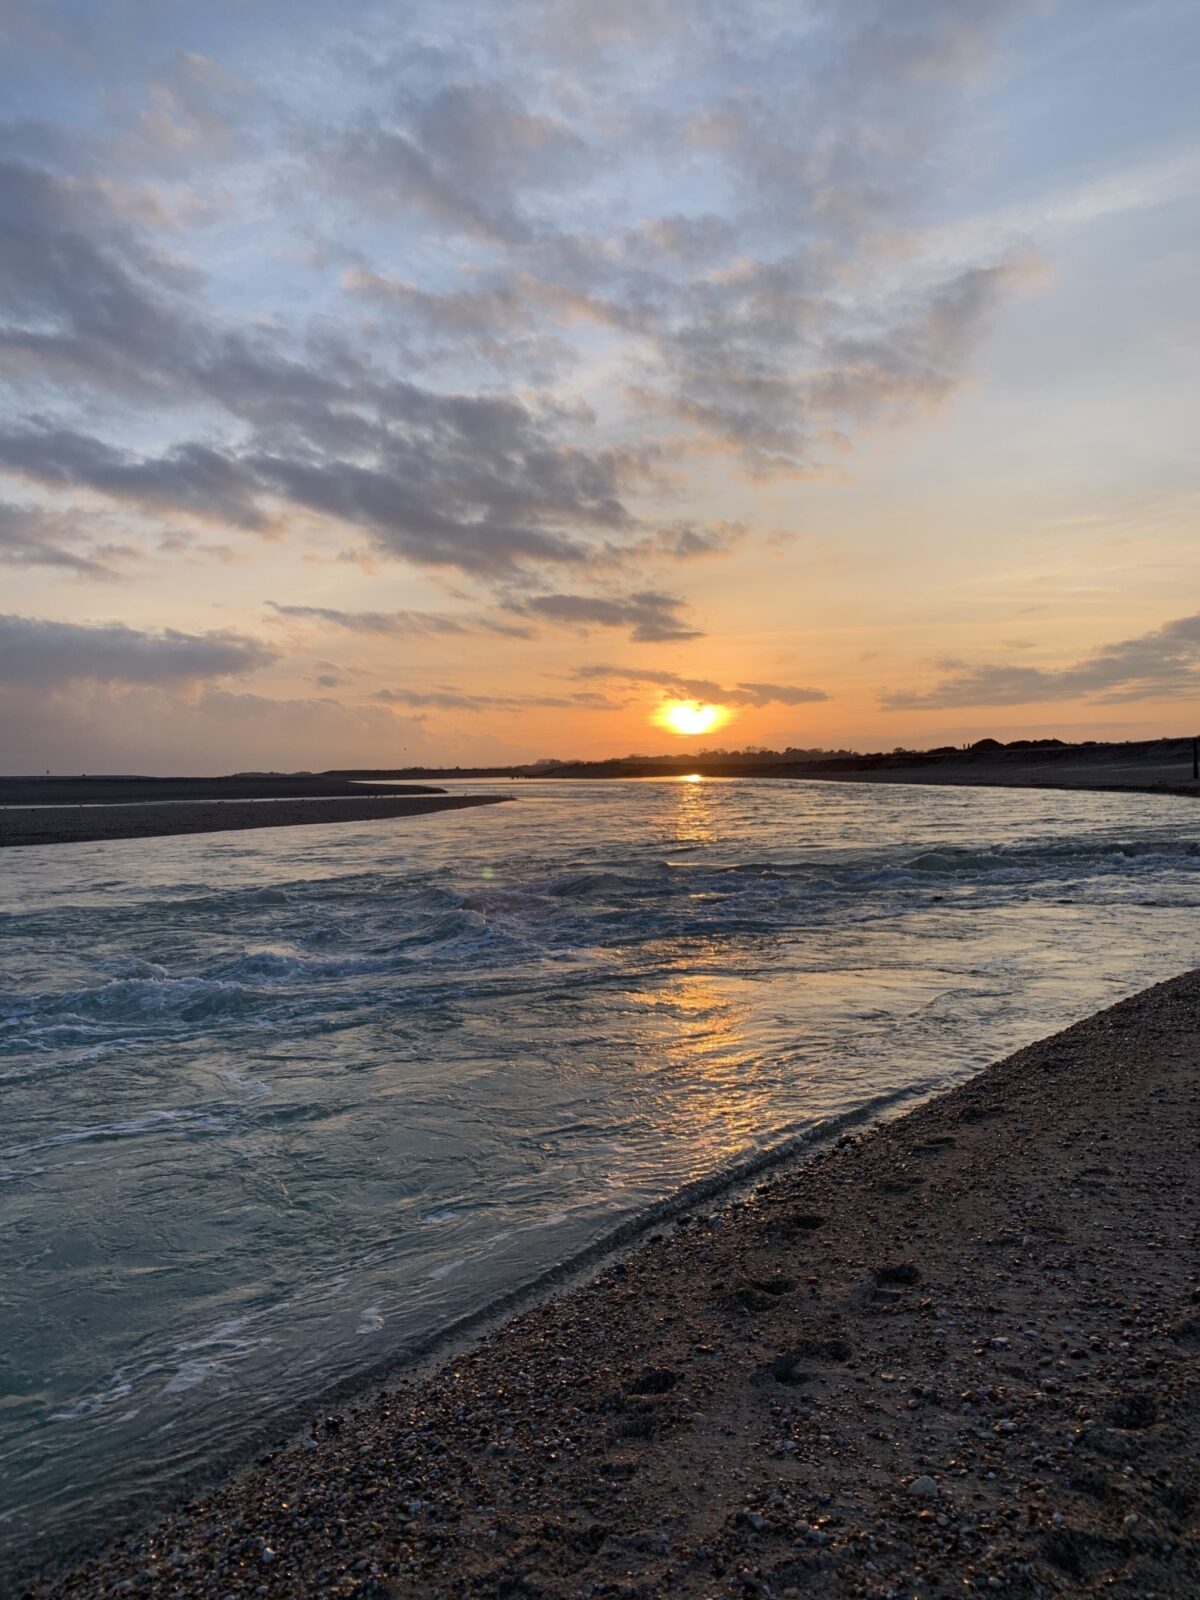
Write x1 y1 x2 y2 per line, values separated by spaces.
0 155 193 394
0 408 637 577
343 266 534 335
320 124 519 244
507 589 702 642
810 259 1038 421
0 0 1042 653
574 664 725 700
532 0 684 58
607 520 748 564
319 1 1040 476
629 213 737 264
0 153 657 577
881 614 1200 709
573 664 829 706
0 502 126 577
248 441 610 574
624 254 1039 475
407 80 586 196
317 82 588 244
649 521 747 560
373 686 617 712
267 601 537 640
0 428 266 528
374 687 510 710
267 602 471 636
352 228 1035 479
732 680 832 708
477 615 539 639
676 1 1028 223
848 0 1030 86
121 51 252 173
0 613 278 687
341 264 571 377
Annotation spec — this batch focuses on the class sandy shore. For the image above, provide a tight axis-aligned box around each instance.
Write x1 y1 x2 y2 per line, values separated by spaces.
27 972 1199 1598
0 794 507 848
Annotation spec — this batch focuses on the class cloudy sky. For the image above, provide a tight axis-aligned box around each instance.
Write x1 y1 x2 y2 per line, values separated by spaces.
1 0 1197 771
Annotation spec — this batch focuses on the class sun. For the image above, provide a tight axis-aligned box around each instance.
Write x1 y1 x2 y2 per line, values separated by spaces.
655 699 727 737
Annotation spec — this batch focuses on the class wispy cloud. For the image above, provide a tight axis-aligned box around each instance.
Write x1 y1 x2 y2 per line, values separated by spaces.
316 82 590 246
373 685 618 712
4 0 1129 766
574 664 828 707
267 602 473 637
0 0 1044 576
505 590 702 642
0 613 277 687
882 613 1200 709
0 502 131 577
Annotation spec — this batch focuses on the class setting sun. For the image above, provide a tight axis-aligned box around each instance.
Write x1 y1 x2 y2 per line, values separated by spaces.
655 700 728 737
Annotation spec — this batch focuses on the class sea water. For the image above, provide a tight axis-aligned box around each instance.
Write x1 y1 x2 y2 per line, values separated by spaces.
2 776 1199 1568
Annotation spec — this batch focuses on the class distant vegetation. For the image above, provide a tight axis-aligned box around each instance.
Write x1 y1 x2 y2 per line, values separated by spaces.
325 734 1195 783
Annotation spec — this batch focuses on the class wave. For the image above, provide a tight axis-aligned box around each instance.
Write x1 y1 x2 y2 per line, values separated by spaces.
3 776 1200 1581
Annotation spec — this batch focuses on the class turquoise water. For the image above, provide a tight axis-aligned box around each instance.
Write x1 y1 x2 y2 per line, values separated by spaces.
2 777 1199 1568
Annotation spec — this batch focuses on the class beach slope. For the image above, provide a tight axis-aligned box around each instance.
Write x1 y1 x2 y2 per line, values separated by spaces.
33 974 1200 1597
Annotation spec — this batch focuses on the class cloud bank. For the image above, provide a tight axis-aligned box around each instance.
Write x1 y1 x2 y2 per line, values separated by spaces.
0 0 1074 765
883 614 1200 709
0 2 1039 587
0 613 277 688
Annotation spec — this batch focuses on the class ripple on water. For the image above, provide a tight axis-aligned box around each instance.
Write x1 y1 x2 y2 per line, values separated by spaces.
1 777 1199 1565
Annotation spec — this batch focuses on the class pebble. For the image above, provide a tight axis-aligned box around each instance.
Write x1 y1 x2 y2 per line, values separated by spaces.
907 1475 940 1500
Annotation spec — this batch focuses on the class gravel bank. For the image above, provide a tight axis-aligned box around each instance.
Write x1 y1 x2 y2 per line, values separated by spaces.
27 972 1200 1598
0 794 507 848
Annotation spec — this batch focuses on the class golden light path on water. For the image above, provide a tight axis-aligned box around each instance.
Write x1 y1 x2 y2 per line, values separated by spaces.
7 775 1200 1570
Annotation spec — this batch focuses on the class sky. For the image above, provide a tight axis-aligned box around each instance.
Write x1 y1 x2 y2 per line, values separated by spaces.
1 0 1198 772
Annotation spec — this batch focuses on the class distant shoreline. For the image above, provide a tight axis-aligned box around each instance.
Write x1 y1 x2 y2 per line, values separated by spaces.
0 793 509 848
326 733 1200 797
782 767 1200 799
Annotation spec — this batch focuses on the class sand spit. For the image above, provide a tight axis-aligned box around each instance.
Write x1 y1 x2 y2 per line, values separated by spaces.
0 794 508 848
29 974 1200 1598
0 778 442 807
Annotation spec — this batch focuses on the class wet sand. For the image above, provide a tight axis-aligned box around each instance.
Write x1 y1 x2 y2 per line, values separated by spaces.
30 971 1200 1598
0 794 508 848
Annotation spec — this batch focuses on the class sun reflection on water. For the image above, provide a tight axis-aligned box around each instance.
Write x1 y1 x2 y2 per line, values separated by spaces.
671 768 719 847
631 966 776 1164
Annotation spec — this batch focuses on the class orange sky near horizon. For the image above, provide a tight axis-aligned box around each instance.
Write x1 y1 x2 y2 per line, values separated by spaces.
1 1 1197 773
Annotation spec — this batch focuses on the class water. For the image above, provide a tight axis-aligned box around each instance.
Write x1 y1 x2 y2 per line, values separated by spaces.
2 776 1199 1570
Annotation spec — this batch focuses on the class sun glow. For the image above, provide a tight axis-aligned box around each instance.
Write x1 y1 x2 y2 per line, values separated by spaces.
655 699 728 737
